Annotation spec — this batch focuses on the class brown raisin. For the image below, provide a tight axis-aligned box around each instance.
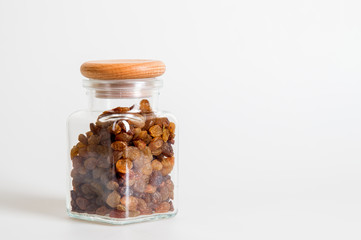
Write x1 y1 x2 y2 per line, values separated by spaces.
155 202 170 213
116 159 133 174
151 160 163 171
162 128 170 142
149 171 163 187
75 197 89 210
120 196 138 211
106 191 121 208
84 157 97 170
159 186 169 201
133 140 146 150
116 204 126 211
161 142 174 157
95 206 110 216
155 117 169 128
144 184 157 194
88 135 101 145
149 137 163 151
78 134 88 145
70 146 79 159
133 179 147 193
140 99 152 112
115 133 133 142
124 146 141 161
109 210 126 218
151 191 162 204
106 181 119 190
149 125 163 137
169 122 175 133
111 141 127 151
141 163 153 176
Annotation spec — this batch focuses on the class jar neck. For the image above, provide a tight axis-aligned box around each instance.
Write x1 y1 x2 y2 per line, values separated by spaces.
84 78 162 112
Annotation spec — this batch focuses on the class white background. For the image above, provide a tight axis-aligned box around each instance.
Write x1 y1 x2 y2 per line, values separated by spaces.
0 0 360 239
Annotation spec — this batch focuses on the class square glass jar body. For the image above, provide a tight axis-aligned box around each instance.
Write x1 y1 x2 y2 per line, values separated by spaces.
66 78 178 225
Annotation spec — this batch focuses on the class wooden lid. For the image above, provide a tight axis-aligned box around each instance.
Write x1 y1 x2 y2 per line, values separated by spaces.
80 59 166 80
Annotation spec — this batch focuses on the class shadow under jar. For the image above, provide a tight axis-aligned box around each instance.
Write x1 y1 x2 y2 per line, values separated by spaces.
66 60 178 225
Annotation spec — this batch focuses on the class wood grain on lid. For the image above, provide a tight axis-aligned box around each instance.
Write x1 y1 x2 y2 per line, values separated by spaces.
80 59 166 80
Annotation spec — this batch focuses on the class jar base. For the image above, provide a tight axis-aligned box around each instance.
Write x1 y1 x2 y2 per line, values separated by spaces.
67 209 178 225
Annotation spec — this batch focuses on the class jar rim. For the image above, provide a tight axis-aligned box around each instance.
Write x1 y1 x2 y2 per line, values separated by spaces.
83 78 163 99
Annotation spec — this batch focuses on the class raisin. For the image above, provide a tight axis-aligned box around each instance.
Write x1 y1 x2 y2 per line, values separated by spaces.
120 196 138 211
151 160 163 171
165 179 174 192
111 141 127 151
144 184 157 194
155 202 170 213
133 140 146 150
106 181 119 190
70 146 79 159
140 99 152 112
162 128 170 142
124 146 141 160
151 192 162 204
75 197 89 210
116 204 126 211
115 133 133 142
159 185 169 201
155 118 169 128
169 122 175 133
161 142 174 157
119 186 133 196
137 198 148 211
133 178 147 193
141 163 153 176
78 134 88 145
96 206 110 216
116 159 133 174
106 191 121 208
161 157 174 176
149 125 163 137
148 137 163 151
149 171 163 187
84 157 97 170
109 210 126 218
88 135 101 145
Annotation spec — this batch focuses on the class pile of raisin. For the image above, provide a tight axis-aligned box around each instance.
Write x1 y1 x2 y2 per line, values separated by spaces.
70 99 176 218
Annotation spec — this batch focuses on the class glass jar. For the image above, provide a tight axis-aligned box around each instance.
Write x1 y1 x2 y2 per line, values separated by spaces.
66 60 178 225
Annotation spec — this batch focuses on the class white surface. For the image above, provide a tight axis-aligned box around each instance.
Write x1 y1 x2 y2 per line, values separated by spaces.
0 0 360 239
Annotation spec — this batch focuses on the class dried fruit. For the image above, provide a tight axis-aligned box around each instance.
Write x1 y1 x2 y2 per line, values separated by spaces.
76 197 89 210
149 125 163 137
149 137 163 151
144 184 157 194
116 159 133 174
140 99 152 112
169 122 175 133
111 141 127 151
151 160 163 171
149 171 163 187
78 134 88 145
120 196 138 211
162 128 170 142
96 206 110 216
84 157 97 170
106 181 119 190
133 140 146 150
155 202 171 213
106 191 121 208
155 118 170 128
